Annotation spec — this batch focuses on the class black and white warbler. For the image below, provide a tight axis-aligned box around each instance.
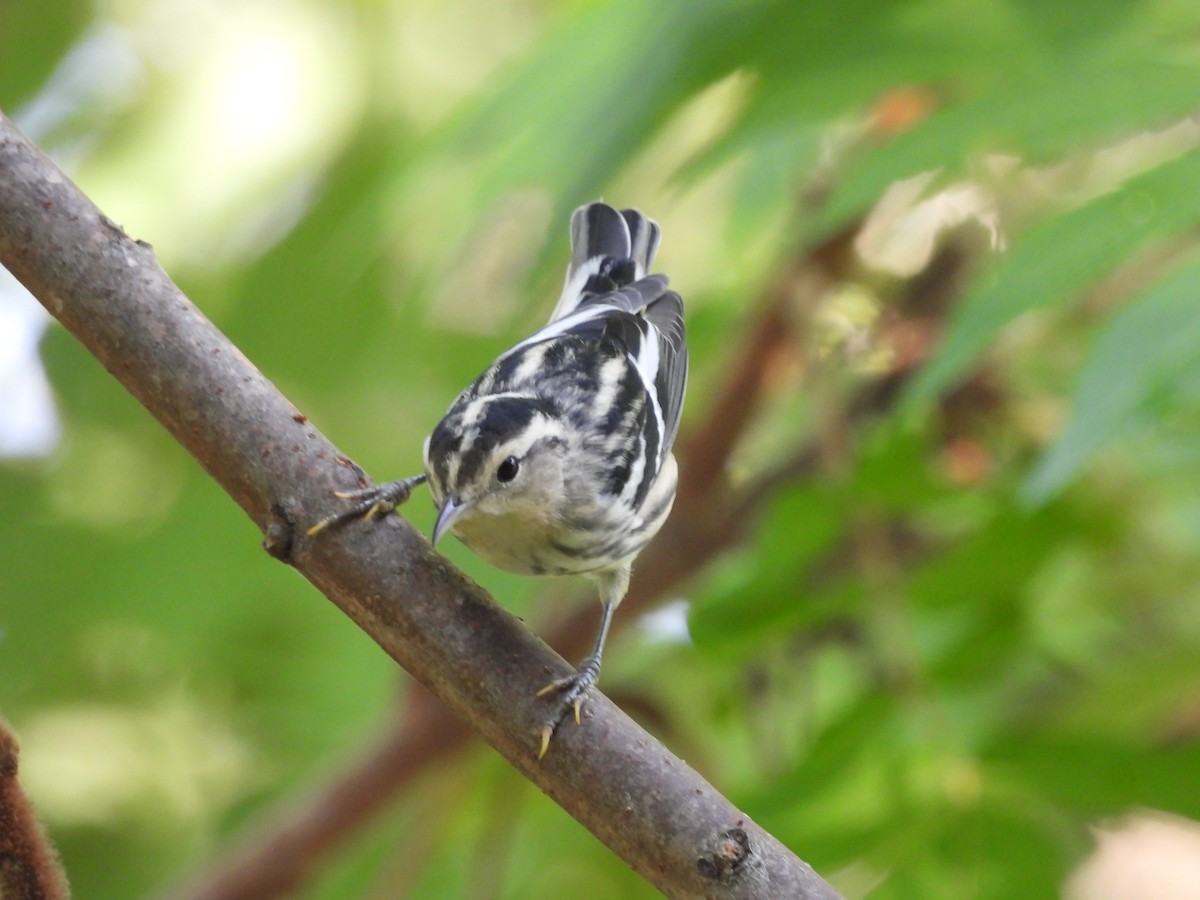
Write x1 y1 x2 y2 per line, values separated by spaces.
309 201 687 756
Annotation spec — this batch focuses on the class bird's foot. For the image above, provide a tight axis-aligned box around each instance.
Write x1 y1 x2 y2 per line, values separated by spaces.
307 474 427 536
536 655 602 759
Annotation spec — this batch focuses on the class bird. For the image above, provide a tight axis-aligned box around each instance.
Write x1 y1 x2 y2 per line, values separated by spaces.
309 201 687 757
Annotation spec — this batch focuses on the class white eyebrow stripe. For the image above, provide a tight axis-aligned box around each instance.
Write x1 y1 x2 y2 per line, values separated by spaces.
450 391 545 486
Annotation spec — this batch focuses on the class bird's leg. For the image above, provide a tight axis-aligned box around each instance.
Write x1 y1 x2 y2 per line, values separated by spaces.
306 474 428 536
537 566 628 758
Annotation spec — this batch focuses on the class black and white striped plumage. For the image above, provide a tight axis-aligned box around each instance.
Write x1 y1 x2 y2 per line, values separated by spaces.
425 204 685 574
311 202 686 754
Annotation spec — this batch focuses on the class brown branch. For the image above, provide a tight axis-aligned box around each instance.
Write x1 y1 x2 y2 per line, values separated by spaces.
0 717 70 900
0 112 839 899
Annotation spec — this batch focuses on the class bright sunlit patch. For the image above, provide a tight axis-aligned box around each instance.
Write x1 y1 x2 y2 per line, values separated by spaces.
48 425 186 532
1064 811 1200 900
855 170 1003 278
82 0 363 268
0 270 60 459
19 691 258 828
638 597 692 645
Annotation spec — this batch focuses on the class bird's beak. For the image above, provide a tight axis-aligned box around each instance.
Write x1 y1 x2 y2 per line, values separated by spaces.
432 495 468 546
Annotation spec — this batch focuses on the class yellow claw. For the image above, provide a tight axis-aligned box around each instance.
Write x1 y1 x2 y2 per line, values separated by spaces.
306 517 333 537
535 675 587 757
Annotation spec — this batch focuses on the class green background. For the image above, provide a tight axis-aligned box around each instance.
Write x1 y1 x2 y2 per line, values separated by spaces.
4 0 1200 897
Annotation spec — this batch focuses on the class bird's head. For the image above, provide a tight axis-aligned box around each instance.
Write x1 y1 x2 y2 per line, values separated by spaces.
423 393 570 545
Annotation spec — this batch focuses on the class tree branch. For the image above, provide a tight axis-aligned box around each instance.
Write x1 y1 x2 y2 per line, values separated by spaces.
0 112 839 899
0 717 69 900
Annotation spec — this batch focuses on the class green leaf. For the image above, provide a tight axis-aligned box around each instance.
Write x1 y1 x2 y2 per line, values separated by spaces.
1025 253 1200 502
905 149 1200 413
988 736 1200 821
688 485 848 653
0 0 91 111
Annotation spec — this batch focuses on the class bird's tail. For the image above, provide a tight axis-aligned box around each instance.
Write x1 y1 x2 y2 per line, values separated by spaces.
549 202 662 323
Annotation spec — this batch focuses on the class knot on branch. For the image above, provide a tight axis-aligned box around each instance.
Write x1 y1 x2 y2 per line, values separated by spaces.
263 504 296 562
696 825 752 880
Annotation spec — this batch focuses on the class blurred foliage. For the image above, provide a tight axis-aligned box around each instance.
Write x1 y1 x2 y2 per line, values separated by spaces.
3 0 1200 897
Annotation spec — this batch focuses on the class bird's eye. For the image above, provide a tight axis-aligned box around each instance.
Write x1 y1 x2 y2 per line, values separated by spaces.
496 456 520 483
